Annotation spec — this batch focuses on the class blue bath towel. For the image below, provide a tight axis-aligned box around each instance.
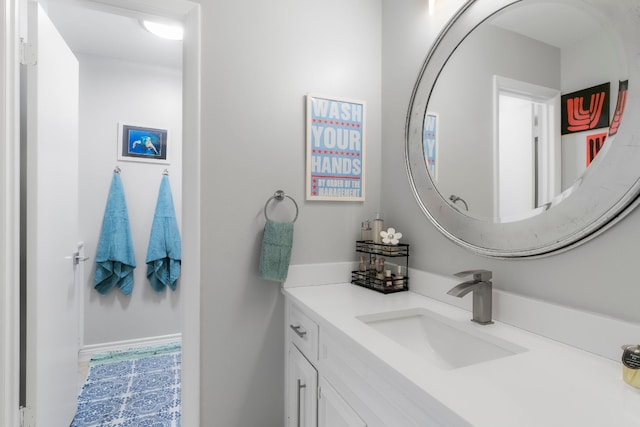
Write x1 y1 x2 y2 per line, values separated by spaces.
94 174 136 295
146 175 181 292
259 219 294 282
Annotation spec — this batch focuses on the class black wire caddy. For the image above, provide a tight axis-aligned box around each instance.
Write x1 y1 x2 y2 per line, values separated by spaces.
351 241 409 294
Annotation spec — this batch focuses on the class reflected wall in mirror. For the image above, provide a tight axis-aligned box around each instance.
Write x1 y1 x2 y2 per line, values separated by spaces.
406 0 640 257
425 1 625 222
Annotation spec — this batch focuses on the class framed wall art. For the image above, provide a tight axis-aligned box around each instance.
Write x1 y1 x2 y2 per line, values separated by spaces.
561 82 610 135
306 94 366 201
586 132 608 166
117 123 169 164
423 112 439 182
609 80 629 136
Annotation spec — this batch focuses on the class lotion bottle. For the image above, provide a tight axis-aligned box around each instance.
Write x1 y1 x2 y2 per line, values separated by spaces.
384 270 393 288
358 256 366 278
371 213 384 244
369 255 377 274
394 264 404 285
360 221 371 241
394 265 405 288
376 257 385 281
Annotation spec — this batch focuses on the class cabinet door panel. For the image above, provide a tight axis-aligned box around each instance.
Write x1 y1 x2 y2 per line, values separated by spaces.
318 377 366 427
288 343 318 427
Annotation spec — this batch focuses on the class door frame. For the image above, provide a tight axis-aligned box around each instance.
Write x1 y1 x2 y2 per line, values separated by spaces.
1 0 21 426
0 0 202 425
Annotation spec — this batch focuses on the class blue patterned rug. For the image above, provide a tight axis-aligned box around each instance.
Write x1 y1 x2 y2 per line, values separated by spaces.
71 343 181 426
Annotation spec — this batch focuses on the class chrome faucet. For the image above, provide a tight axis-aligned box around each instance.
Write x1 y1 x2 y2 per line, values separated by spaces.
447 270 493 325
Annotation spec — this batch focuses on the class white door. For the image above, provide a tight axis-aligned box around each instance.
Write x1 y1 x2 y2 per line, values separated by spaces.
498 93 536 220
287 343 318 427
25 2 80 426
318 377 366 427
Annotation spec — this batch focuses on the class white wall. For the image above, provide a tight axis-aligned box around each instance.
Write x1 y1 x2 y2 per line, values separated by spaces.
78 54 183 346
198 0 381 424
381 0 640 325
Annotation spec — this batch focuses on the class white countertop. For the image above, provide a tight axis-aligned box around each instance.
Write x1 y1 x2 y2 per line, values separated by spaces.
284 283 640 427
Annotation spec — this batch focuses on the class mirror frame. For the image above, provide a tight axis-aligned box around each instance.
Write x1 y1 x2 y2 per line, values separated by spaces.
406 0 640 258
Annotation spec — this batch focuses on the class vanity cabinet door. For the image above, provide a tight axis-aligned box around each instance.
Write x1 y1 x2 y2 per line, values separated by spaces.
288 342 318 427
318 377 367 427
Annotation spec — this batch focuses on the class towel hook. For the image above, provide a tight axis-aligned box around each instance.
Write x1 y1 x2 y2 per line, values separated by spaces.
163 169 169 176
264 190 299 223
114 165 121 174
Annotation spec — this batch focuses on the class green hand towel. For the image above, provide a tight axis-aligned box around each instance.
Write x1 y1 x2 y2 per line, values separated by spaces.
259 219 294 282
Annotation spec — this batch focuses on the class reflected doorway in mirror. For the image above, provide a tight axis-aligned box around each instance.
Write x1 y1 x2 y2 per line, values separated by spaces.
496 81 560 223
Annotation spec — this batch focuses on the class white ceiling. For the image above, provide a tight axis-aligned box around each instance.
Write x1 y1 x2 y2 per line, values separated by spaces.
45 0 183 69
44 1 601 72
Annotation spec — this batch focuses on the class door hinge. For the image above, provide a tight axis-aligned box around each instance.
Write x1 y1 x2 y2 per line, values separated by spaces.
20 41 37 66
20 406 35 427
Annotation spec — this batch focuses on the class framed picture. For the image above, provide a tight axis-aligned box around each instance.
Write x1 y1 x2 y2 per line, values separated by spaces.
586 132 608 166
306 94 366 201
609 80 628 136
561 82 610 135
423 112 438 182
117 123 169 164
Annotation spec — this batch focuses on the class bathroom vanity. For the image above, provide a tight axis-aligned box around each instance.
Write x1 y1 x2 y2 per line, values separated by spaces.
284 282 640 427
283 0 640 423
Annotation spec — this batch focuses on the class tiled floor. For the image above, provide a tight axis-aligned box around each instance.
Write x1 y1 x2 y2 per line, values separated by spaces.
72 344 181 426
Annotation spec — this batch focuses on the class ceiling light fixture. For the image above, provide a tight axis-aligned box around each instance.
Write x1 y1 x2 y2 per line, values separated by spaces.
141 20 184 41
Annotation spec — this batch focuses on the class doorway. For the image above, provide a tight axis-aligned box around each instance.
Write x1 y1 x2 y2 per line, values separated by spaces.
45 0 184 353
16 0 201 425
493 76 561 222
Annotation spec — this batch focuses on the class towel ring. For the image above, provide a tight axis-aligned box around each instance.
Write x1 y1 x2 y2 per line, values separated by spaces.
264 190 299 223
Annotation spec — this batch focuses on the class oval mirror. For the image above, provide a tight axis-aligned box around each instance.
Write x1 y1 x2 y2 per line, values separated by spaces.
406 0 640 258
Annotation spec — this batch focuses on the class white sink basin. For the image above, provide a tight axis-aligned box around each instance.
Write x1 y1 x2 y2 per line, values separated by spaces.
358 307 527 370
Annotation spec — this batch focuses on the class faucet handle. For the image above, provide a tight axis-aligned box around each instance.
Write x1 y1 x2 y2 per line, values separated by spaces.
454 269 492 282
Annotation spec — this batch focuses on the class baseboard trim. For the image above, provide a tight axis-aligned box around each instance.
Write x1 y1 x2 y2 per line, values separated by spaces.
79 333 182 362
